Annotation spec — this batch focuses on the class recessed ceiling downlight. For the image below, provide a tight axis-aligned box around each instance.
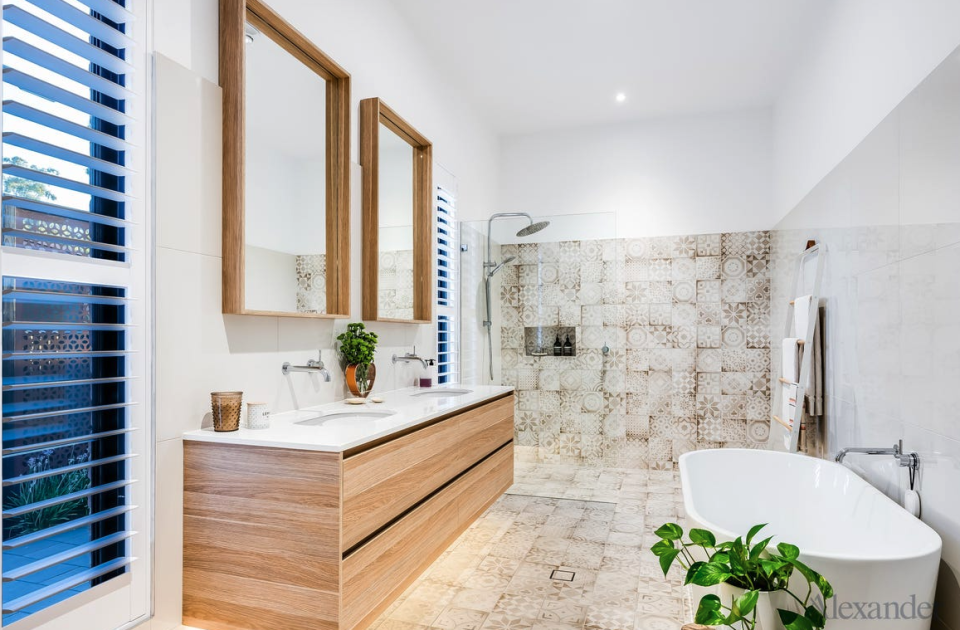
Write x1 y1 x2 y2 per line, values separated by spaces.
244 23 260 44
615 92 626 103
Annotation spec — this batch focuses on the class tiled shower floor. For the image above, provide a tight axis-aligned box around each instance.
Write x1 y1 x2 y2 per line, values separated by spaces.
367 462 693 630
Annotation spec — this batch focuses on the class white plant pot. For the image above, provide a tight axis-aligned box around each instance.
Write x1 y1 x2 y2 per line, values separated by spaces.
717 584 799 630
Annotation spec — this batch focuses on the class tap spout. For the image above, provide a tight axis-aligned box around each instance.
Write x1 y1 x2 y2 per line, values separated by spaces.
282 351 332 381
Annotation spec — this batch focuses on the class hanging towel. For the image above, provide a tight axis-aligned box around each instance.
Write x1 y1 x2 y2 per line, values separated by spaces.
792 295 824 416
799 308 824 417
781 337 800 383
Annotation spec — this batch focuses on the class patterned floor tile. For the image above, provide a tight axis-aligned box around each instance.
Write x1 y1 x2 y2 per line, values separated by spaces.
433 607 490 630
539 600 586 625
371 463 691 630
481 614 537 630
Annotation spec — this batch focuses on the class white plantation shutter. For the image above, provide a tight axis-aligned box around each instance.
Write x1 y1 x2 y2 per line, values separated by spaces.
436 187 459 384
0 0 151 628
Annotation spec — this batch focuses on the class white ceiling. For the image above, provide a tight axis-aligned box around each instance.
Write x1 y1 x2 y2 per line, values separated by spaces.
393 0 830 134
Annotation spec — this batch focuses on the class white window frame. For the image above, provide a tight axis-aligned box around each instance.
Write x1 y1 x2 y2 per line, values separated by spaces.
0 1 153 628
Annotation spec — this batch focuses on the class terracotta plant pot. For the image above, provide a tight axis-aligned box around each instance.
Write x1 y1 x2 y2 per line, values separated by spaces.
345 363 376 398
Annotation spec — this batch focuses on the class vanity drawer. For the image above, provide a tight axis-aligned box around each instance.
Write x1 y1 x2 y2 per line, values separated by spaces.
341 466 461 630
342 414 462 549
341 443 513 630
458 395 514 468
341 394 513 550
456 442 514 524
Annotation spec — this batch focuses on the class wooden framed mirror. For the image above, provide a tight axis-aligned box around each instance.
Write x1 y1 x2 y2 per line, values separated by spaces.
220 0 350 317
360 98 433 323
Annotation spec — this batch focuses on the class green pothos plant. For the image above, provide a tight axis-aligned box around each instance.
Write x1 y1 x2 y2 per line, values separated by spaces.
650 523 834 630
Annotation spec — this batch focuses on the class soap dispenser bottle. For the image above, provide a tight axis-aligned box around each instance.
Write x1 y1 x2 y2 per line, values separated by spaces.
419 359 437 388
563 335 573 356
553 335 562 356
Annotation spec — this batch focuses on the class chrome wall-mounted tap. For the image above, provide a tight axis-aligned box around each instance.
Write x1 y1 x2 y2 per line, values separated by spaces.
392 346 434 370
282 350 331 381
835 439 919 474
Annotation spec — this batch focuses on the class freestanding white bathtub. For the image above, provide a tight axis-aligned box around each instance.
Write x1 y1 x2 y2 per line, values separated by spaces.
679 449 942 630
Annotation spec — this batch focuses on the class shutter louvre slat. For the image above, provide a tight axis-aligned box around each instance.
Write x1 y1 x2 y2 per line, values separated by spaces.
2 287 130 304
4 195 130 227
3 5 134 74
3 132 131 177
3 37 133 101
3 68 131 127
3 350 134 359
2 531 135 581
2 101 129 151
2 227 132 255
1 426 135 453
3 375 135 391
3 404 136 425
2 163 130 201
77 0 134 23
2 557 136 614
2 478 135 518
22 0 134 48
3 452 135 485
3 504 136 550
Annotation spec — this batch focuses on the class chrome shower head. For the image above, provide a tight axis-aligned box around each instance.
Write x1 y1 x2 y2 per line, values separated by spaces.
516 220 550 237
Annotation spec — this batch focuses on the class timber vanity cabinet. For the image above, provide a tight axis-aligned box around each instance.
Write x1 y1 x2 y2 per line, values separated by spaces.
182 391 515 630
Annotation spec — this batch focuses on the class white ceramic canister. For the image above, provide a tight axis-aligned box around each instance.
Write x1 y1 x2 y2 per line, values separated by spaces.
246 402 270 429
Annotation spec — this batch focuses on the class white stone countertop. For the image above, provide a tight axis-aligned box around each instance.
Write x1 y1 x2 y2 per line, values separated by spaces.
182 385 514 453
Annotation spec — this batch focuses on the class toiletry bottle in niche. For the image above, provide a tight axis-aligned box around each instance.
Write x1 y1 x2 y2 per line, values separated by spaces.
553 335 562 356
563 335 573 356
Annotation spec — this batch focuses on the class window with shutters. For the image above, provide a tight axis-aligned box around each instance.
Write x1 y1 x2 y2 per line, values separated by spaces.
0 0 150 627
436 187 459 385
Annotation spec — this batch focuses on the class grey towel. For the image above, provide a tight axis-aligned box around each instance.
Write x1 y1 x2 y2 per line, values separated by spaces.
799 308 824 417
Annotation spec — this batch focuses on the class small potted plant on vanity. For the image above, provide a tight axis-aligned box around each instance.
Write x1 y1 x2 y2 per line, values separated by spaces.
337 323 378 397
651 523 834 630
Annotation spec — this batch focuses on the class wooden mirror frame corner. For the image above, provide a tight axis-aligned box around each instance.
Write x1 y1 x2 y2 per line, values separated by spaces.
359 97 433 324
220 0 351 317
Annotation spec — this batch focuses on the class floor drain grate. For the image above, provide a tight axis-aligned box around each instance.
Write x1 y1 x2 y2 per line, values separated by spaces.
550 569 575 582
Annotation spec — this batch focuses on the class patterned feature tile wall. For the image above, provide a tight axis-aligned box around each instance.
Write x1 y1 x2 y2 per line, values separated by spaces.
499 232 772 468
295 253 326 314
378 249 414 320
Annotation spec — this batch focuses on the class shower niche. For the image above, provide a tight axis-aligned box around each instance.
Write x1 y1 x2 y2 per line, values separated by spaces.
524 326 577 357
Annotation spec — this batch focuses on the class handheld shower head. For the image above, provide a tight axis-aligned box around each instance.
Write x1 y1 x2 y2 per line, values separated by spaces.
486 256 516 278
516 220 550 237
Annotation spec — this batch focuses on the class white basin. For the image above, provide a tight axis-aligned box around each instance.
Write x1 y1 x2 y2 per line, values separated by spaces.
680 449 942 630
411 388 473 397
295 410 396 427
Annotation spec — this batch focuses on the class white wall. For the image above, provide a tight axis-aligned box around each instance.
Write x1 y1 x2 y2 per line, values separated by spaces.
772 0 960 220
498 108 773 239
149 1 500 628
244 245 298 312
154 0 499 222
770 46 960 630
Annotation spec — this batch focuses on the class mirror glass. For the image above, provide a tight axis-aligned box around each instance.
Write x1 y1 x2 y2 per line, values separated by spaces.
244 22 328 314
377 123 415 320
